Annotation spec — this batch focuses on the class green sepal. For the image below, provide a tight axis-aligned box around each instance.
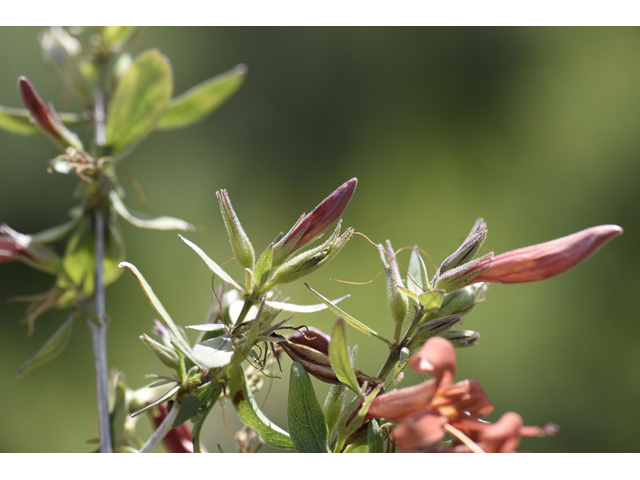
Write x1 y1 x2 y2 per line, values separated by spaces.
417 289 445 312
228 364 293 449
288 362 331 453
109 191 194 232
407 246 429 295
368 419 384 453
28 213 83 244
16 311 74 377
329 318 360 393
172 381 222 428
106 49 173 155
253 243 273 288
443 329 480 347
217 189 255 270
158 64 247 130
109 371 128 445
323 384 347 439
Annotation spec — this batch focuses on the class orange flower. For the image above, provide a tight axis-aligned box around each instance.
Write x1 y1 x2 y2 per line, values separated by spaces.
367 337 557 452
467 225 622 284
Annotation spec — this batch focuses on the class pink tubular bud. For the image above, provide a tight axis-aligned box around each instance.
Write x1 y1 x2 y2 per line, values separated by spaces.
18 76 60 139
272 178 357 265
467 225 623 284
150 402 206 453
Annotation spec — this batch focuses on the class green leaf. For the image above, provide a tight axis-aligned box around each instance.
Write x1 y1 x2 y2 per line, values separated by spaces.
179 234 245 292
407 246 428 296
288 362 331 453
109 191 194 232
192 335 235 368
103 26 137 48
418 289 445 312
368 419 384 453
157 64 247 130
0 105 81 136
106 49 173 155
17 312 74 377
253 243 273 288
172 381 221 428
265 294 349 314
192 389 218 453
110 372 128 443
228 364 293 449
329 318 360 393
305 284 391 346
57 216 124 298
29 213 83 244
130 385 180 418
118 262 192 357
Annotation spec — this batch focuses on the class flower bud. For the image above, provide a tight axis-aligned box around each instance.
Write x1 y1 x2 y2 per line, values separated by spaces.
266 222 353 288
437 283 488 317
140 334 180 370
18 76 83 151
434 226 487 281
465 225 623 285
433 252 493 293
287 327 331 356
0 224 62 275
409 315 462 351
443 329 480 347
379 240 408 330
216 189 255 269
272 178 357 266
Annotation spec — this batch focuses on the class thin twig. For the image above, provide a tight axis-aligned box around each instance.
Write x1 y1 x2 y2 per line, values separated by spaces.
139 403 180 453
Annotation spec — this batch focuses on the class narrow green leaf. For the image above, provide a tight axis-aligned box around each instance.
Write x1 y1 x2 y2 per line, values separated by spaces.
157 64 247 130
17 312 74 377
329 318 360 393
305 284 391 346
110 373 128 443
368 420 384 453
253 243 273 288
192 335 235 368
396 285 420 304
0 105 81 136
179 234 245 292
29 213 83 244
106 49 173 155
109 191 194 232
173 381 221 428
192 389 218 453
407 246 428 296
130 385 180 418
288 362 331 453
228 364 293 449
265 294 349 313
118 262 191 355
418 289 445 312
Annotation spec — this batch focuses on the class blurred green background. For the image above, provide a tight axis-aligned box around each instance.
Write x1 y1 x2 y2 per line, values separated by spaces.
0 27 637 453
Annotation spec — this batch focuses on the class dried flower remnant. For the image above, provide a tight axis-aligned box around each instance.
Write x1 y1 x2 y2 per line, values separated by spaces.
466 225 623 285
367 337 557 452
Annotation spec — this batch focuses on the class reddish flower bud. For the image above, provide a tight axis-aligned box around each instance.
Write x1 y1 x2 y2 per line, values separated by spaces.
272 178 357 265
286 326 331 356
18 76 60 139
466 225 623 284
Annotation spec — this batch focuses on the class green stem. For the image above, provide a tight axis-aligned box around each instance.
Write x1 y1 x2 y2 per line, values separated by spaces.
376 306 424 380
89 54 113 453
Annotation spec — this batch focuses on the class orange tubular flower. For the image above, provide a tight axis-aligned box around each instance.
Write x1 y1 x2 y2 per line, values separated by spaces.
367 337 557 452
466 225 623 284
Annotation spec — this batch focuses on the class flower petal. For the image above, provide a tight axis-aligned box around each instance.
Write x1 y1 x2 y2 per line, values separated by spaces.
366 380 439 422
433 379 494 420
408 337 456 392
392 409 448 451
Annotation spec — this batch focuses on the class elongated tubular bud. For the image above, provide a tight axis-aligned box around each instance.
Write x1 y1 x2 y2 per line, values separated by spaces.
216 189 255 269
467 225 623 284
